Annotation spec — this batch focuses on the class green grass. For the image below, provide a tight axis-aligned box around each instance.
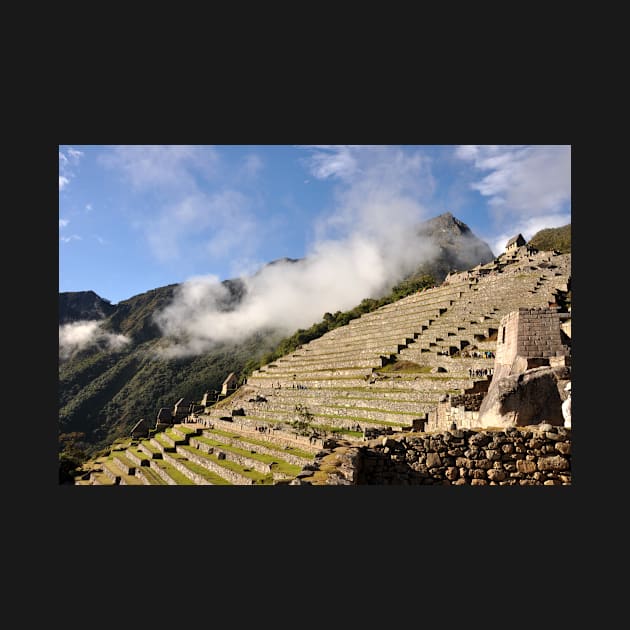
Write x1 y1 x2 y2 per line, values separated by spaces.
172 455 233 485
188 436 300 475
325 404 425 417
165 428 186 440
90 471 116 485
139 440 162 454
178 446 274 485
313 413 409 428
377 361 433 374
154 432 174 448
126 447 150 462
136 465 168 485
174 424 196 434
309 423 363 437
111 453 136 469
202 428 314 460
151 458 196 485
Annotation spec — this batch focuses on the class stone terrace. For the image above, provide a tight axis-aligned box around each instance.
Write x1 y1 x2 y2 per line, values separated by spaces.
75 248 570 485
234 249 570 442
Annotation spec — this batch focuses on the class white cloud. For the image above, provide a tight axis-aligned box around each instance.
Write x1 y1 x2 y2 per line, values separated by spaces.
60 234 82 243
153 146 444 358
455 145 571 220
67 148 84 161
59 320 130 359
100 145 219 191
59 146 85 191
85 203 93 212
59 218 69 229
304 145 360 181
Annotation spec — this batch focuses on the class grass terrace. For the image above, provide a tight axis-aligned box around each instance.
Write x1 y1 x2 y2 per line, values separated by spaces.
188 435 301 476
136 466 168 485
177 445 275 485
203 428 315 460
151 457 196 485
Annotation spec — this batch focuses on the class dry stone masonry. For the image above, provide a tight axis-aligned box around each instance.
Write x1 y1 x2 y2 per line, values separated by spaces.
291 425 572 485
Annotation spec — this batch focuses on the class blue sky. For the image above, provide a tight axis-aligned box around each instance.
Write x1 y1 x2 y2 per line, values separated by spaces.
59 145 571 305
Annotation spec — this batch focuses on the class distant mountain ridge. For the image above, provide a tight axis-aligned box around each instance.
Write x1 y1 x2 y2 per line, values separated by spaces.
59 290 116 324
413 211 495 281
58 212 498 457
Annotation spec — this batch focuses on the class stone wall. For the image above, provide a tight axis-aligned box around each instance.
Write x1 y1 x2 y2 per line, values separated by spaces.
292 426 571 485
497 308 569 368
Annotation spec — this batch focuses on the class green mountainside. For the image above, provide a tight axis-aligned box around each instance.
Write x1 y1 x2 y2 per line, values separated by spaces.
528 224 571 253
58 212 496 467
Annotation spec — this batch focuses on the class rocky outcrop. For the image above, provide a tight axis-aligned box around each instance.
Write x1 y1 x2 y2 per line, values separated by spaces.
477 365 570 427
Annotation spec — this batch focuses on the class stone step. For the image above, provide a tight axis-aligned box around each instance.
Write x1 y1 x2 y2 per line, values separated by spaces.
196 429 313 468
240 410 416 432
138 441 163 459
110 453 137 476
90 471 116 485
160 451 228 485
242 392 442 413
101 460 122 484
258 366 375 379
150 434 176 453
135 465 168 485
237 401 430 424
171 446 264 485
125 447 152 468
199 415 328 454
186 437 276 475
149 457 197 485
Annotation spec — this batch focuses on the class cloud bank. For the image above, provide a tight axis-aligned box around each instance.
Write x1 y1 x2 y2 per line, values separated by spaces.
154 146 443 358
59 320 130 360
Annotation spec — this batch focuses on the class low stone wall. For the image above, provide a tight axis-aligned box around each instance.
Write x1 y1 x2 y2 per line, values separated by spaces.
111 455 135 476
161 452 212 485
134 468 155 485
293 426 571 485
124 449 149 468
138 443 162 459
450 392 485 411
194 433 311 467
101 463 120 484
201 415 328 453
174 446 253 485
185 440 271 474
149 460 178 485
